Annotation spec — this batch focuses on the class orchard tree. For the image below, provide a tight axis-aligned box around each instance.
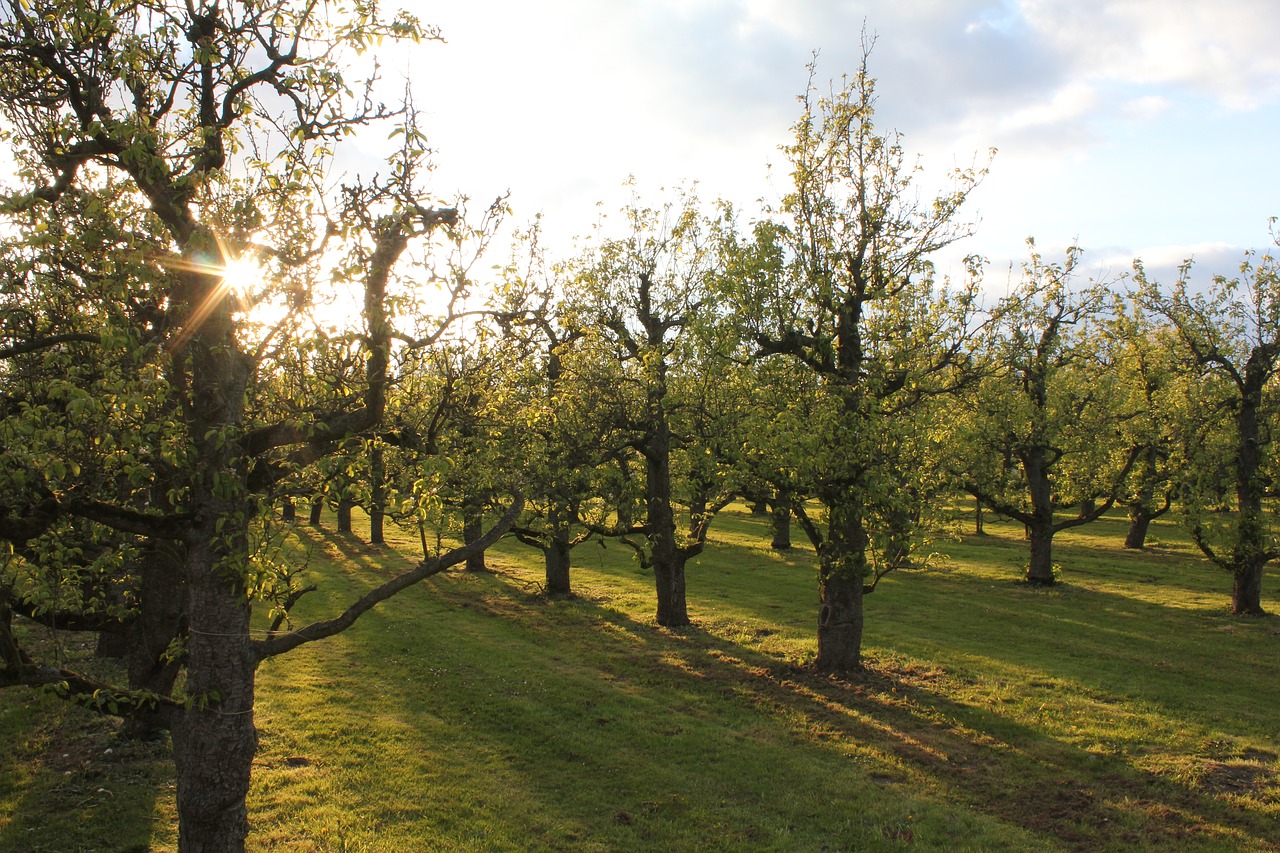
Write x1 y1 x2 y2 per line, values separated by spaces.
1137 248 1280 615
723 53 986 672
575 193 736 627
1109 302 1183 549
0 3 520 850
958 244 1139 585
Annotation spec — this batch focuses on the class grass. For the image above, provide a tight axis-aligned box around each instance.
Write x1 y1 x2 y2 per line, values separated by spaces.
1 502 1278 851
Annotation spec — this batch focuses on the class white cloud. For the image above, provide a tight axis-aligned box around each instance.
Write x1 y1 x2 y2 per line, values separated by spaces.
1017 0 1280 109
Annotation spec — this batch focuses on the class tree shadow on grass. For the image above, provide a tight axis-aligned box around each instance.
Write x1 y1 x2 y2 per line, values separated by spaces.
0 629 172 852
457 571 1280 852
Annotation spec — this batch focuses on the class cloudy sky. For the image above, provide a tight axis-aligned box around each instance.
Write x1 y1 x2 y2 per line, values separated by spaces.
382 0 1280 285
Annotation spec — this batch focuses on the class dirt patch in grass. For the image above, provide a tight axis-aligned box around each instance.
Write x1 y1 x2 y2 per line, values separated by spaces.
1199 760 1277 796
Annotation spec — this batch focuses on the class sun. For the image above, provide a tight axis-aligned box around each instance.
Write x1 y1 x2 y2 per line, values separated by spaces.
160 238 274 351
217 251 267 300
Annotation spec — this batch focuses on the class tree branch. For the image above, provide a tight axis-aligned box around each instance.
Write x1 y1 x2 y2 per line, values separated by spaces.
254 494 524 660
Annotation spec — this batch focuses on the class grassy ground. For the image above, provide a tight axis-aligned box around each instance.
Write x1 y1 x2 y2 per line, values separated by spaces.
1 503 1278 851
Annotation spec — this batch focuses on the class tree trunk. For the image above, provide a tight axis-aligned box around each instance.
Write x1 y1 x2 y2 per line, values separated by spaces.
974 498 985 536
95 629 128 659
543 539 572 597
645 415 688 627
280 496 295 523
1078 498 1095 520
544 504 572 596
171 541 257 853
1124 504 1152 550
748 493 769 517
368 445 385 546
1026 521 1056 585
308 496 323 526
171 304 258 851
815 501 866 672
1022 448 1058 585
123 540 187 738
336 497 353 534
654 551 690 627
1229 377 1269 615
770 496 792 550
1233 561 1266 616
613 456 634 530
463 497 487 572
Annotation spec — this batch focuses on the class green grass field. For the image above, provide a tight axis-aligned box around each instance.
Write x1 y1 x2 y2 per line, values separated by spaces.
2 504 1278 851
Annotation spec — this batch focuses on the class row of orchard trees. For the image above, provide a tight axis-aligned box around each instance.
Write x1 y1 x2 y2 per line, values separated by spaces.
0 3 1276 851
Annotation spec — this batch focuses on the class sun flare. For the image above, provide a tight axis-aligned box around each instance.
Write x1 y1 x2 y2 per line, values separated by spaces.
217 252 267 299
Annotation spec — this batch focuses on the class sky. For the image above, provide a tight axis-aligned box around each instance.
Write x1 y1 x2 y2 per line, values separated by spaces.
370 0 1280 287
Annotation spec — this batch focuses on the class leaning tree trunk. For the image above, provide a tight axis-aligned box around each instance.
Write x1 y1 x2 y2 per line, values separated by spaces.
815 501 867 672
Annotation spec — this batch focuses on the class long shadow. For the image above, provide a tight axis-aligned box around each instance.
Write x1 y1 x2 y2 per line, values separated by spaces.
685 520 1280 744
0 628 169 852
464 572 1280 851
254 521 1279 849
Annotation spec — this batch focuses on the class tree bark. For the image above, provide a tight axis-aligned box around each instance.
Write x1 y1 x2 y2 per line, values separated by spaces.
1230 370 1269 615
123 540 187 738
654 551 690 627
770 495 792 550
1026 520 1056 586
544 539 572 597
308 496 323 526
815 502 867 672
171 540 257 853
368 445 385 546
280 497 295 523
336 497 353 534
544 504 572 596
974 498 985 536
645 411 689 627
462 496 487 572
1023 449 1058 586
1233 560 1265 616
95 629 128 659
1124 505 1153 550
